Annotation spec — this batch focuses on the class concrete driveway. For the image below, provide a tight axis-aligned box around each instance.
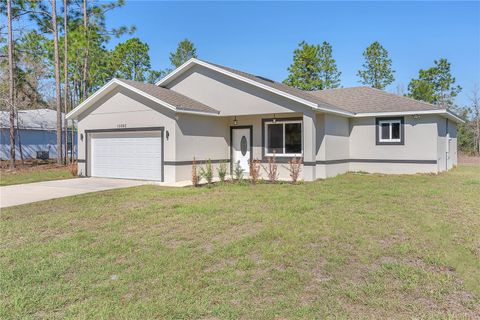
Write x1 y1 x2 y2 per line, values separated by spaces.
0 178 149 208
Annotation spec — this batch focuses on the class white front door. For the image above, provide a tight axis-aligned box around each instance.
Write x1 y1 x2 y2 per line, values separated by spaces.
232 127 251 173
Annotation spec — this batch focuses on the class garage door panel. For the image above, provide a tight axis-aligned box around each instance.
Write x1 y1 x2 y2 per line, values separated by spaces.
90 132 163 181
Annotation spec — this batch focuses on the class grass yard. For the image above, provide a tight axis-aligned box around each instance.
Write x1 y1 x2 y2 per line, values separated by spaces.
1 166 479 319
0 166 72 186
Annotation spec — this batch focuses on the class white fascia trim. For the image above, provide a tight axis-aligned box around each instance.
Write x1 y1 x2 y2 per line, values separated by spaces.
445 110 465 123
354 109 447 117
155 58 197 86
156 58 356 117
354 109 465 123
66 78 190 120
66 78 118 119
176 109 220 117
315 106 355 117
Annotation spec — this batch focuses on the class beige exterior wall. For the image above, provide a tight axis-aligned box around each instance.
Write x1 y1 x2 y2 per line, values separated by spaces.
349 162 438 174
232 113 305 181
349 115 439 174
76 87 177 182
437 116 458 172
74 72 459 183
167 65 310 116
450 120 458 168
175 113 230 162
174 114 230 181
315 113 350 178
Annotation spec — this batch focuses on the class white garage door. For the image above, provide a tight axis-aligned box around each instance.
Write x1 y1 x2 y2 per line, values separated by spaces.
90 131 162 181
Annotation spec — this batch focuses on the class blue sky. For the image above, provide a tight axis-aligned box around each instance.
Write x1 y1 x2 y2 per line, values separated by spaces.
106 1 480 106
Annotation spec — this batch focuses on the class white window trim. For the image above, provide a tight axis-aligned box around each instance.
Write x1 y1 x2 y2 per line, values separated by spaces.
378 119 402 143
264 120 303 157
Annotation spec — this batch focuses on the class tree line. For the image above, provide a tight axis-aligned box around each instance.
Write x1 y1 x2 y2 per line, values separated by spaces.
1 0 198 170
1 1 478 173
284 40 478 155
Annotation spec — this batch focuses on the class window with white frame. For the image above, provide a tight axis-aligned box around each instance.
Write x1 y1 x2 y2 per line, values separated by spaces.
264 120 302 156
377 118 402 143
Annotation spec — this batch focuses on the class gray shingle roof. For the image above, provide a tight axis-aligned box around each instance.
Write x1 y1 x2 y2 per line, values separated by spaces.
198 60 443 114
122 61 445 116
308 87 443 113
118 79 219 114
202 60 352 114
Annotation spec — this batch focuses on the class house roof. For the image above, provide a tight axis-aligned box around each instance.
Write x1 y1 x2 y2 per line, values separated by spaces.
308 86 443 114
0 109 72 131
66 78 220 119
156 58 354 116
67 59 463 123
116 79 219 114
156 58 463 122
202 60 353 115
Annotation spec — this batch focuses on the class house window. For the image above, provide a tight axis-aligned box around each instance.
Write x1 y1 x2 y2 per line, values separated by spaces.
264 120 302 156
376 117 404 145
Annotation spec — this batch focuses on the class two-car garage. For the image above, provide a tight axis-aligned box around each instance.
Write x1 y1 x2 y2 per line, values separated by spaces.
87 129 164 181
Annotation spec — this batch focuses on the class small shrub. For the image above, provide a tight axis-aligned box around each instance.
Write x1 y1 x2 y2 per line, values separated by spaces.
200 159 213 185
69 161 78 176
249 159 261 184
285 157 302 183
233 161 244 182
192 157 200 187
262 155 278 183
217 161 228 182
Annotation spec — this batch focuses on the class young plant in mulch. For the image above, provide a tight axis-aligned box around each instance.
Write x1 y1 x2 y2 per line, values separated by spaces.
68 161 78 176
200 159 213 185
249 159 262 184
284 157 302 184
217 161 228 183
191 157 200 187
262 155 278 183
233 161 244 182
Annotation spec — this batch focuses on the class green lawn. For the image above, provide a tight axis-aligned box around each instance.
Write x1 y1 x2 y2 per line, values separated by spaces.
1 166 479 319
0 166 73 186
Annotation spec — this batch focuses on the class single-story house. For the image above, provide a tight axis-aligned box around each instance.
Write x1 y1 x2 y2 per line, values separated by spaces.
66 58 463 182
1 109 76 161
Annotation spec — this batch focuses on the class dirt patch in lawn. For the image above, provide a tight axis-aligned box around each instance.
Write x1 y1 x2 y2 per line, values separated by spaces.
458 154 480 165
1 159 61 171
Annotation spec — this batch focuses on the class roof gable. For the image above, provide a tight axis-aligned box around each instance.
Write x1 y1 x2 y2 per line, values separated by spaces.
66 78 219 119
156 58 354 116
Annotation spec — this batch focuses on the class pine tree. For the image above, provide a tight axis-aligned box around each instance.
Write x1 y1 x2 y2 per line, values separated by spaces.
357 41 395 90
110 38 151 82
169 39 197 68
283 41 322 91
407 59 461 107
318 41 341 89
